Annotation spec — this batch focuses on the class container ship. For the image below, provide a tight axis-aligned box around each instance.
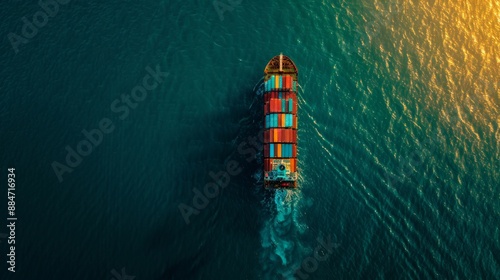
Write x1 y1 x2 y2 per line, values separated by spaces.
263 54 298 188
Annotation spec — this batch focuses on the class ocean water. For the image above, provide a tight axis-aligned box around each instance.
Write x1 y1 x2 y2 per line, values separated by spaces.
0 0 499 279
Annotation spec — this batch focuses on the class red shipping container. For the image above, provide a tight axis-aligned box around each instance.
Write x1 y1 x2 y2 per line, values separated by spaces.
292 130 297 143
264 144 269 157
293 115 297 129
292 144 297 157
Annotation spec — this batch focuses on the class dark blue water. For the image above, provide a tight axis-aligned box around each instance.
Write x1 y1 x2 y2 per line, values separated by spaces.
1 0 499 279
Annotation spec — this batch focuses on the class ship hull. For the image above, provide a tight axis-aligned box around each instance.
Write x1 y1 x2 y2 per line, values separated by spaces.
263 54 298 188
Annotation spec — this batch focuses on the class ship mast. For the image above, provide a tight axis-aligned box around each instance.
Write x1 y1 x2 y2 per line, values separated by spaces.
279 53 283 72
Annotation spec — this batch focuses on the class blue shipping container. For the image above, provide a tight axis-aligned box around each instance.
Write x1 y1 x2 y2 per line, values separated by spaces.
289 99 293 112
279 76 282 88
270 144 275 158
282 99 286 112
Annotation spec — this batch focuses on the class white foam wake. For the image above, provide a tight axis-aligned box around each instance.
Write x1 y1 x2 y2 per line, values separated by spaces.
259 189 307 279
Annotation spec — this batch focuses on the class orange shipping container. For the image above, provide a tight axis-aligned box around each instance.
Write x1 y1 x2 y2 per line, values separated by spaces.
273 128 278 142
292 144 297 157
277 144 281 157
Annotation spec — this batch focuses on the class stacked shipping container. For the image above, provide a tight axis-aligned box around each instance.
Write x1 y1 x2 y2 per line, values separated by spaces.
263 74 298 185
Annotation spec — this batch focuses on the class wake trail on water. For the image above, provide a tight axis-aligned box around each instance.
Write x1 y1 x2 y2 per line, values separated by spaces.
252 80 308 279
259 189 308 280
